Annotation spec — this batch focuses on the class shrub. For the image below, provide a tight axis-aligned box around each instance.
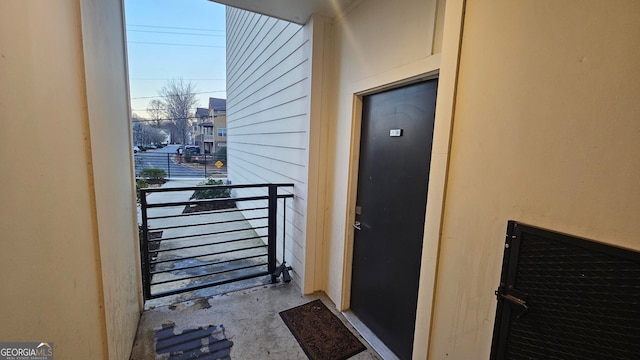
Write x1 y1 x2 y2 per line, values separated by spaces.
139 168 166 184
136 179 148 202
192 178 231 199
136 179 149 188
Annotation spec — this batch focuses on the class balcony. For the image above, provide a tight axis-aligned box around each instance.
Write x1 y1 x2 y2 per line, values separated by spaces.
132 181 383 359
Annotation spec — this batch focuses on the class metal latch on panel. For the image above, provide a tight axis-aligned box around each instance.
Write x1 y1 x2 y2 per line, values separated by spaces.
389 129 403 137
495 284 529 319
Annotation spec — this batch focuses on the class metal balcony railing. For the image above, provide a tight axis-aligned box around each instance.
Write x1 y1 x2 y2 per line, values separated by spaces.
139 183 294 300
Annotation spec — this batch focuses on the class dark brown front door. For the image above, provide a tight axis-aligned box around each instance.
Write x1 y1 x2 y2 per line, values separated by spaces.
350 79 437 359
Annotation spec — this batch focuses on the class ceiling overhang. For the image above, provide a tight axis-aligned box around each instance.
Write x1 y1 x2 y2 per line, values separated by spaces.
208 0 359 24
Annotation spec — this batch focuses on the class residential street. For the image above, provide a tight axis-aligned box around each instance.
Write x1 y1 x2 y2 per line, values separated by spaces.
135 144 209 178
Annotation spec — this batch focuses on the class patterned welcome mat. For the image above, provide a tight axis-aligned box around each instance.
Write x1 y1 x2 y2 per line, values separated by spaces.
280 299 366 360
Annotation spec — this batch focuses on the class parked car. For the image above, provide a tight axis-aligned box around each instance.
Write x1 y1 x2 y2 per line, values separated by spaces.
185 145 200 153
133 146 140 153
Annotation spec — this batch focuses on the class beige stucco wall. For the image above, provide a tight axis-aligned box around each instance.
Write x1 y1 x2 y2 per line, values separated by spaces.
429 1 640 358
325 0 439 306
305 14 334 294
80 0 142 358
323 0 443 358
0 1 139 359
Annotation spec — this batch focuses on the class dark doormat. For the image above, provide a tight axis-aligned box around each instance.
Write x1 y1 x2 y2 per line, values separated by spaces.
280 299 366 360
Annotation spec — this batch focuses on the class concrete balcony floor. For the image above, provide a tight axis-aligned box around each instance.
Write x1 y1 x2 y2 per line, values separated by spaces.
129 282 383 359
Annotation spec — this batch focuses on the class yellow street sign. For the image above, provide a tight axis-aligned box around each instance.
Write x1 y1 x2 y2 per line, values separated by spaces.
215 160 224 168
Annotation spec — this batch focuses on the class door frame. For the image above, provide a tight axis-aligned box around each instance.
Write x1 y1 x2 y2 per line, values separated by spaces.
348 79 439 359
341 70 440 306
339 57 459 359
339 70 438 345
337 3 466 359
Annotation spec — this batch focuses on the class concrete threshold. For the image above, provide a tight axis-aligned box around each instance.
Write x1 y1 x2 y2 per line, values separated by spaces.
129 283 382 360
343 311 400 360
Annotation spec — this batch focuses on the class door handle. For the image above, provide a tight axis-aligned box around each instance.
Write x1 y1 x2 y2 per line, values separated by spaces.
495 284 529 319
352 221 362 231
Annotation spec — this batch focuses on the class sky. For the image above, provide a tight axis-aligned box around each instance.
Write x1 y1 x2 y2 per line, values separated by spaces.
124 0 226 118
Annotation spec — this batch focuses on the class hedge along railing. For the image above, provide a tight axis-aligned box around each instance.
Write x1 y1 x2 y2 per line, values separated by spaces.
139 183 294 300
135 152 227 179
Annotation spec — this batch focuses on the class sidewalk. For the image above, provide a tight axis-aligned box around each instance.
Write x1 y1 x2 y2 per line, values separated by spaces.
138 179 204 225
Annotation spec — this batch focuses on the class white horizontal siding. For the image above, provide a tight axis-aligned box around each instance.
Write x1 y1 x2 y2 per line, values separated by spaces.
227 139 307 163
227 20 300 90
229 46 308 109
229 83 308 122
229 97 308 128
232 151 306 185
231 114 308 134
226 7 310 287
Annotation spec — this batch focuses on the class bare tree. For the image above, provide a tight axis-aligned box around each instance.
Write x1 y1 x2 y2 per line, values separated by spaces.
132 122 165 146
147 99 165 127
131 112 166 146
159 78 198 145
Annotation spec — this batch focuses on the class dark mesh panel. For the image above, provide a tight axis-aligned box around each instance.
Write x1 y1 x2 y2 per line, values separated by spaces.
504 232 640 360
